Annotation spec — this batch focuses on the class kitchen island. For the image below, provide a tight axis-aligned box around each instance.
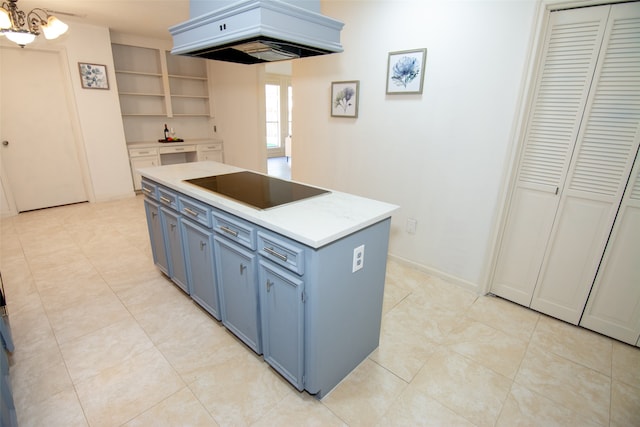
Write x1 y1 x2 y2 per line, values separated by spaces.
139 161 398 397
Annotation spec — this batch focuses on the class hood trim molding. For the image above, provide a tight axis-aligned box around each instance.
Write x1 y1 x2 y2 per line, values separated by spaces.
169 0 344 60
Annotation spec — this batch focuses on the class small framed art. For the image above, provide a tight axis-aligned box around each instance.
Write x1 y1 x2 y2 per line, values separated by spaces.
78 63 109 89
331 80 359 118
386 48 427 94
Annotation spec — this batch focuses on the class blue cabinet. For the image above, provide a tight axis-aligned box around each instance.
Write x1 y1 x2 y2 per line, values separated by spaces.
161 207 188 293
182 219 219 319
144 199 169 275
258 260 304 390
214 236 261 353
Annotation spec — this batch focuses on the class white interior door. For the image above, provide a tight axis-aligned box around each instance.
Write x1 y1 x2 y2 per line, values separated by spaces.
0 46 87 212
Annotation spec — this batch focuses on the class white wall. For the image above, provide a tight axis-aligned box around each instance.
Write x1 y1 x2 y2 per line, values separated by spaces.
292 0 539 290
63 23 135 201
0 22 134 207
209 61 267 173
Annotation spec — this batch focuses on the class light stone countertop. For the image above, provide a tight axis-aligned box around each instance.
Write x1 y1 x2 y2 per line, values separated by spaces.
127 139 222 149
138 161 399 248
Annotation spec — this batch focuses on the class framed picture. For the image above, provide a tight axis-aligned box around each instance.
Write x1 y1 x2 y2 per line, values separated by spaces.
331 80 359 118
386 48 427 94
78 63 109 89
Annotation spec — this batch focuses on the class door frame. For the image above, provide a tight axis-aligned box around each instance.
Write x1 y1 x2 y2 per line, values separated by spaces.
480 0 626 295
0 43 94 216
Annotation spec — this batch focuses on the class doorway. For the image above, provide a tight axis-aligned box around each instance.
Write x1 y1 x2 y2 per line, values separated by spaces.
0 46 87 212
264 72 292 179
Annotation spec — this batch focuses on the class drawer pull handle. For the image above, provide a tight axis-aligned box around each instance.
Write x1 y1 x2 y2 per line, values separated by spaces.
160 196 172 204
220 226 239 237
183 207 199 217
264 247 288 262
139 151 149 155
142 187 152 195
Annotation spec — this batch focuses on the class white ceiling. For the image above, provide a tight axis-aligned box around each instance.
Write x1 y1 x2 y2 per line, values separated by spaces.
16 0 190 40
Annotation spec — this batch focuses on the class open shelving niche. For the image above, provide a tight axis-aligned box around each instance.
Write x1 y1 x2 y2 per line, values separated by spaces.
112 43 213 143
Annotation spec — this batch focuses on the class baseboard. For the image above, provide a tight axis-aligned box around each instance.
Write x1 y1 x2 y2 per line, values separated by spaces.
387 253 480 295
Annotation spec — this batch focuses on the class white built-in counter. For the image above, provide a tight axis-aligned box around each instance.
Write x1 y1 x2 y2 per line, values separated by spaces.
138 161 398 248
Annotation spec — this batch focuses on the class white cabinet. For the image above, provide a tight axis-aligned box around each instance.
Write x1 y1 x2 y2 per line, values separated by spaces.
492 2 640 337
129 148 160 191
197 142 224 162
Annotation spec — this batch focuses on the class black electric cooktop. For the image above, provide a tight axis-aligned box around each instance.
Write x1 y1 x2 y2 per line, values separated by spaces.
184 171 330 210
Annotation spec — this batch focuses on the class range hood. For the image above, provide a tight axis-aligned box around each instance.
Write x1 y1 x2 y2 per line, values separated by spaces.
169 0 344 64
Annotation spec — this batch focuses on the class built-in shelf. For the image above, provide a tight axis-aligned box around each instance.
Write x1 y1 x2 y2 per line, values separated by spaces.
112 42 213 143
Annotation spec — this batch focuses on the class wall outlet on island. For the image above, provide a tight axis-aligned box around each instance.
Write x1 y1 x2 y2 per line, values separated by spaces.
352 245 365 273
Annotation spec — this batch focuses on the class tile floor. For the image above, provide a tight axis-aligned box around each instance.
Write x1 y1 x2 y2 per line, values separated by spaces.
1 195 639 427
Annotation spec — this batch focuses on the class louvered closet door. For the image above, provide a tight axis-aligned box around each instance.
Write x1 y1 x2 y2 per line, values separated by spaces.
580 148 640 345
491 5 610 306
531 2 640 324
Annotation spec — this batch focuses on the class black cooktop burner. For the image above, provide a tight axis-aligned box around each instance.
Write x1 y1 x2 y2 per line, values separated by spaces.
184 171 330 210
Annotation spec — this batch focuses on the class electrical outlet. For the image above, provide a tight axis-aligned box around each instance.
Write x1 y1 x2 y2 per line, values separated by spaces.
352 245 365 273
406 218 417 234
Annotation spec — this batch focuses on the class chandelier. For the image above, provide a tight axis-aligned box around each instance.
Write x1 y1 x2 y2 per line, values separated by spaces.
0 0 68 47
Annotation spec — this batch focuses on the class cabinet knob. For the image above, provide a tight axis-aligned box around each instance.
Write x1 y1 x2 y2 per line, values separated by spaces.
1 140 8 146
239 263 247 275
266 279 274 292
200 241 206 250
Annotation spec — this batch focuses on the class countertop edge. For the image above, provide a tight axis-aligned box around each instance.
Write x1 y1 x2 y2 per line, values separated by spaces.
139 162 399 248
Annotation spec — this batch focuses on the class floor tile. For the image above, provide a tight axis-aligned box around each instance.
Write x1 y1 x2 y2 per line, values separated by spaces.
377 386 475 426
74 347 185 427
612 341 640 389
253 391 347 427
496 383 601 427
369 311 438 382
411 347 512 426
515 346 611 425
59 316 155 383
123 387 218 426
45 286 132 343
530 315 613 375
610 380 640 427
466 294 540 341
322 359 407 427
444 317 528 379
16 387 88 427
189 349 291 426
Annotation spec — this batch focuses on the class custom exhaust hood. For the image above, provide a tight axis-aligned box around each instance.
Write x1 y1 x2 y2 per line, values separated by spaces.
169 0 344 64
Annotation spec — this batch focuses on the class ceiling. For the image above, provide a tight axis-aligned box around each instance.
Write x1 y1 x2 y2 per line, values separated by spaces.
16 0 190 40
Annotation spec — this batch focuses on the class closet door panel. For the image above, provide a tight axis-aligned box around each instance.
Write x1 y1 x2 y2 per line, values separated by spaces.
580 153 640 344
491 185 557 305
531 2 640 324
491 6 610 302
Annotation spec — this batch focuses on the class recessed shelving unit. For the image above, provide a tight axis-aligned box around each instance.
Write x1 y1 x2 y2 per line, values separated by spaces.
112 42 213 141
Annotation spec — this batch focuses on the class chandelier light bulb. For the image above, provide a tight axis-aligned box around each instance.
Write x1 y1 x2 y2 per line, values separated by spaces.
0 7 11 29
42 15 68 39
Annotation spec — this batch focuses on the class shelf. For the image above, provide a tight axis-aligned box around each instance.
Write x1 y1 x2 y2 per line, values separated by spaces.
171 94 209 99
116 70 163 77
120 92 165 97
168 74 207 81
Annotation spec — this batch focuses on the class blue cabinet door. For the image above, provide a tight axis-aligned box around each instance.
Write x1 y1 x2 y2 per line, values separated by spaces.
182 219 220 320
161 207 188 293
259 260 304 390
144 199 169 275
214 236 261 353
